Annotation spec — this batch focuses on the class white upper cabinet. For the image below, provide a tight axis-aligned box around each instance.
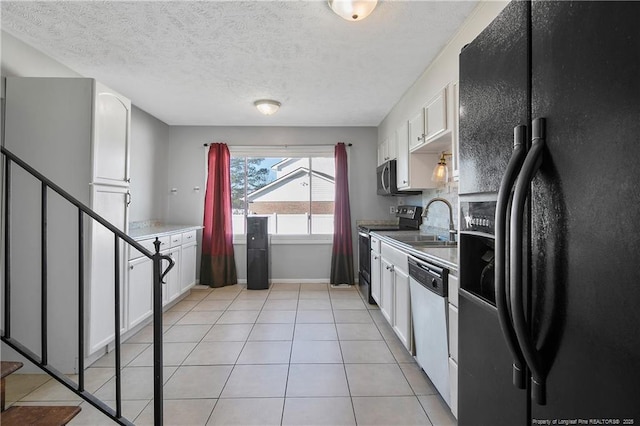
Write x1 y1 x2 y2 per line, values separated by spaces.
410 83 455 156
92 82 131 186
425 86 448 142
396 122 410 189
397 119 439 191
408 109 425 151
378 136 397 166
451 81 460 180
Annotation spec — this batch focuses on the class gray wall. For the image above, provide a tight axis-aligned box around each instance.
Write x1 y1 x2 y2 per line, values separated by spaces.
167 125 396 282
129 106 170 223
1 30 170 227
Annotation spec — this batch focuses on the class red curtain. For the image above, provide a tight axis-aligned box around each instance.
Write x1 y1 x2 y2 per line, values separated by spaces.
330 142 354 285
200 143 237 287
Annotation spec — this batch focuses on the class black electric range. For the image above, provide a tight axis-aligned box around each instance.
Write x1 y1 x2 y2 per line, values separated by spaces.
358 206 423 304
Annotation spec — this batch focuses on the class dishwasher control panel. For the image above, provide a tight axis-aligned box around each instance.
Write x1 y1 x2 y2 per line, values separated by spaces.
408 256 448 297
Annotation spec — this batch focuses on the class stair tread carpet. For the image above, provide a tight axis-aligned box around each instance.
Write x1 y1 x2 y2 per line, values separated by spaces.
0 405 82 425
0 361 24 379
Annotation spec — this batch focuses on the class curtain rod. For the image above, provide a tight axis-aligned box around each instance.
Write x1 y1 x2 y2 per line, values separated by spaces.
203 143 352 147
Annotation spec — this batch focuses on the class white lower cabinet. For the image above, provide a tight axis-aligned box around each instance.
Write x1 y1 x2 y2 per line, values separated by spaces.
392 267 412 351
380 258 395 324
181 242 198 292
370 250 381 304
449 358 459 419
88 185 129 353
126 229 198 331
380 241 412 351
163 247 182 304
127 256 153 329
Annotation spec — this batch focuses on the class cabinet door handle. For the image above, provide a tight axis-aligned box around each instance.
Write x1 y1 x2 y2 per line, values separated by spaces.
126 191 131 207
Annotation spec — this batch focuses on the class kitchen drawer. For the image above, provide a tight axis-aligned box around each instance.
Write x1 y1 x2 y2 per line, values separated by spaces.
370 235 381 253
170 233 183 248
448 303 458 363
381 241 408 273
449 358 458 418
182 230 197 245
129 236 170 260
448 274 459 308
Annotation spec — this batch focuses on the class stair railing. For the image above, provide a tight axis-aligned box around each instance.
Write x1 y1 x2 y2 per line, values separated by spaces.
1 146 172 426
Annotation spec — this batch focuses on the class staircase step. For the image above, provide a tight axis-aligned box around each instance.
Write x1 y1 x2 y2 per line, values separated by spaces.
1 362 24 379
0 405 81 425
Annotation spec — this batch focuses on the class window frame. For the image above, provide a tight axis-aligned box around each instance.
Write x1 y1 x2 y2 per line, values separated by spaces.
228 145 335 243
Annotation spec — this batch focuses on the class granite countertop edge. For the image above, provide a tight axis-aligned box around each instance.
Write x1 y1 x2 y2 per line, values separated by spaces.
129 224 203 240
370 231 459 272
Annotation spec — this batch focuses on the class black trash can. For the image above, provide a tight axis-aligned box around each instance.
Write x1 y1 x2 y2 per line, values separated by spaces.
247 216 269 290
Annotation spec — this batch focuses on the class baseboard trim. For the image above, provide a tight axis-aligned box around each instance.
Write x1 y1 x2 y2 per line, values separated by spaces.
236 278 360 285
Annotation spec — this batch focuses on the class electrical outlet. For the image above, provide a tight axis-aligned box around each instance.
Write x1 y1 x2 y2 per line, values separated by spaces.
390 206 397 214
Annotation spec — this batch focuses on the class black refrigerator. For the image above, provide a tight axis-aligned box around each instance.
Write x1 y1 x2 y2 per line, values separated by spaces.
458 1 640 425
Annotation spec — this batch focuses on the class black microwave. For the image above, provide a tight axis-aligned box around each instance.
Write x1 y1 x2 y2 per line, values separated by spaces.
376 160 421 196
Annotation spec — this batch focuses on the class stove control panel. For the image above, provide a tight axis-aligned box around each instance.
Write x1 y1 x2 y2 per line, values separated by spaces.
396 205 423 220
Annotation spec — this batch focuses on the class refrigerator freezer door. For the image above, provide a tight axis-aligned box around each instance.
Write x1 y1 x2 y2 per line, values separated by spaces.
458 1 530 424
458 1 530 196
530 1 640 421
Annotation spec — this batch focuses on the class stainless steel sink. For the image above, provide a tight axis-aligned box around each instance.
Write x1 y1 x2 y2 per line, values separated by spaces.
393 234 457 247
394 234 439 242
410 240 457 247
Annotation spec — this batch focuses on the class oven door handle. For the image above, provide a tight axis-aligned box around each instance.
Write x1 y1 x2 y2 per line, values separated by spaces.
495 124 527 390
510 117 546 405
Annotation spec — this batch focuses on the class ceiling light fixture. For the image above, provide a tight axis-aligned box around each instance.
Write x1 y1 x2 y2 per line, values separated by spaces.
254 99 281 116
328 0 378 22
432 152 451 184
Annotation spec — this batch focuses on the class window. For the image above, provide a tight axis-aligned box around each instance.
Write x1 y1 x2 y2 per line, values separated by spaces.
230 151 335 236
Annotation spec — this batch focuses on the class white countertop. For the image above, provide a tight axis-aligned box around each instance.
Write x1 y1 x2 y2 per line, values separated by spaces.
129 224 202 240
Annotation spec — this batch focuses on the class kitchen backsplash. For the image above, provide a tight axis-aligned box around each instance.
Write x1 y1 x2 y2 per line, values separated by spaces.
398 182 459 238
129 219 163 230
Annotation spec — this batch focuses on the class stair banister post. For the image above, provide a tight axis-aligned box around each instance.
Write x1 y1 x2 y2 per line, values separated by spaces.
152 238 164 426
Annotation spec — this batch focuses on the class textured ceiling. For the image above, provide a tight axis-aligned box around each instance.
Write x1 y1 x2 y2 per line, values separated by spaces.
1 1 477 126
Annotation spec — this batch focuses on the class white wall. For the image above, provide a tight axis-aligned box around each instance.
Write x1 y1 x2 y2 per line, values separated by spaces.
167 125 395 281
379 1 508 140
378 1 508 229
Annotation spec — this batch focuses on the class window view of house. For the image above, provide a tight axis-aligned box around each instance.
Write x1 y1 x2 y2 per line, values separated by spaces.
231 156 335 235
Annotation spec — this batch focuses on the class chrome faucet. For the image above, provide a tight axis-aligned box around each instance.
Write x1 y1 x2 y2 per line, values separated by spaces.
422 197 457 242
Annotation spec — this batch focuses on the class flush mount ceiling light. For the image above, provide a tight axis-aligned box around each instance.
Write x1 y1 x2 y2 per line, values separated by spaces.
432 152 451 184
254 99 281 116
328 0 378 22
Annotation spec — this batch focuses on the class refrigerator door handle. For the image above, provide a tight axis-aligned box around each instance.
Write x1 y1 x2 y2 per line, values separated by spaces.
495 125 528 390
510 117 547 405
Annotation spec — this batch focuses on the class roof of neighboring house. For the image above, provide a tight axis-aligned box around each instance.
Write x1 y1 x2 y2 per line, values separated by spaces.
247 167 334 201
271 158 299 171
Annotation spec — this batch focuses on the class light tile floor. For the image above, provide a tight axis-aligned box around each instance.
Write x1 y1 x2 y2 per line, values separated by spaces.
4 283 457 426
